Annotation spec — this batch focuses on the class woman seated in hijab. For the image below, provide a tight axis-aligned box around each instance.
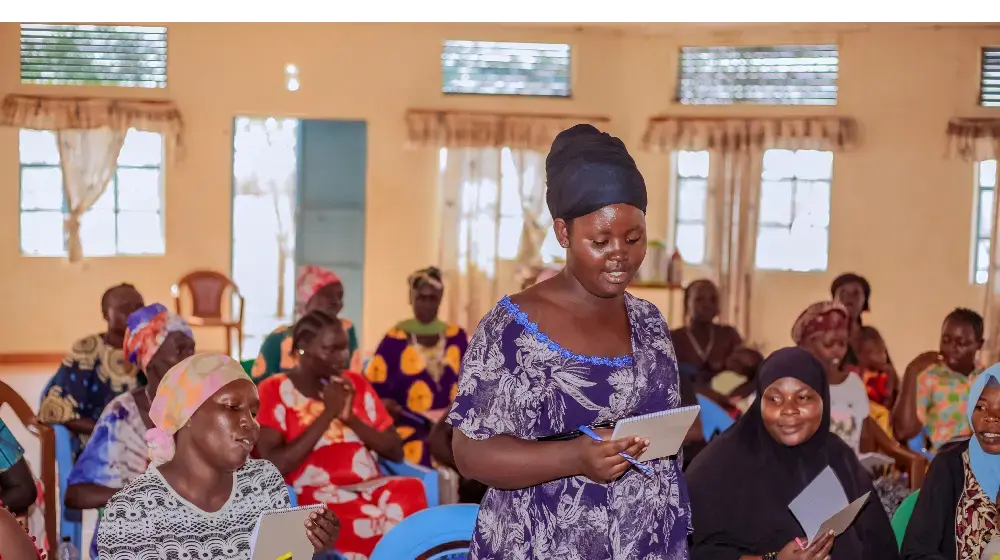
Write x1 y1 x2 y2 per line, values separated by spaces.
251 265 359 384
364 267 468 466
97 353 340 558
688 347 899 560
66 303 194 559
793 301 926 515
39 283 145 451
256 311 428 558
901 364 1000 559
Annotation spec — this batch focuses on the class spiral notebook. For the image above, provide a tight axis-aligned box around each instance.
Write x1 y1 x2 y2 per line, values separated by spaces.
249 503 325 560
610 405 701 461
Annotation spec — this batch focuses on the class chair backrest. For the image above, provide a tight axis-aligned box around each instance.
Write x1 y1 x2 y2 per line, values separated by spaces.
369 504 478 560
173 270 240 319
0 380 57 549
52 424 84 548
891 489 920 549
696 394 735 440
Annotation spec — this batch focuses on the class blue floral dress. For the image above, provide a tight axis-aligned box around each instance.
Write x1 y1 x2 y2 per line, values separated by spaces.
448 294 692 560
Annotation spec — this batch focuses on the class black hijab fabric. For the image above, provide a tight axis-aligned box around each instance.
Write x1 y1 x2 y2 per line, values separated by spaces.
686 347 898 560
545 124 647 221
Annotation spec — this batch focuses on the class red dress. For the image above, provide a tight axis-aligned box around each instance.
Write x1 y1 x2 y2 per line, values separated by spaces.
256 372 429 559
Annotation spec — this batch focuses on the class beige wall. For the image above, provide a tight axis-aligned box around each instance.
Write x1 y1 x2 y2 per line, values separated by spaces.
0 23 997 368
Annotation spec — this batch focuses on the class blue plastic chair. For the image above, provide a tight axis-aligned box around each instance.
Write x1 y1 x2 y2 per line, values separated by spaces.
369 504 479 560
907 428 935 460
380 459 439 507
696 394 734 441
52 424 84 550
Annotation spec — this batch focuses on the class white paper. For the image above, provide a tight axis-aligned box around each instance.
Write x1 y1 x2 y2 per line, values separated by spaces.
858 452 894 474
816 492 871 540
982 538 1000 559
788 466 849 542
610 405 701 461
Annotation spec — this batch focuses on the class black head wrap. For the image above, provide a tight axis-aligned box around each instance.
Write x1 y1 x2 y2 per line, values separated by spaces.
830 273 871 312
545 124 646 221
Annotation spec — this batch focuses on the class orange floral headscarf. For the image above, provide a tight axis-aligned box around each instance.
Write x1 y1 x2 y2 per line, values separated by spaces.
145 353 251 465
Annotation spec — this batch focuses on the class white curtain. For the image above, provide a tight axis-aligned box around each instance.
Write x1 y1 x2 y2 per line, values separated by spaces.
439 148 503 330
510 149 550 271
705 149 763 337
948 118 1000 363
56 127 127 263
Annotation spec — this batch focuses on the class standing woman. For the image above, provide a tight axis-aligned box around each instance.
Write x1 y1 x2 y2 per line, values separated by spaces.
449 125 691 559
251 266 360 383
39 284 145 447
687 347 898 560
831 273 897 408
364 267 469 466
671 279 744 383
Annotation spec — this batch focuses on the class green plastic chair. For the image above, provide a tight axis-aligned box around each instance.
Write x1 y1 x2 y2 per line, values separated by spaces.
891 490 920 549
240 359 255 375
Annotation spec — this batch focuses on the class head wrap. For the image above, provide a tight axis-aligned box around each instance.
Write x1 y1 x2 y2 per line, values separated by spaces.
407 266 444 304
123 303 194 371
967 364 1000 500
545 124 647 221
296 265 341 317
790 301 850 344
687 347 896 559
830 273 871 312
145 353 251 465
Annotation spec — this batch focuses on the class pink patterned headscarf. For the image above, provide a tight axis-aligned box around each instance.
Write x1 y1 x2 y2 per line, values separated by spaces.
145 353 252 465
295 265 341 317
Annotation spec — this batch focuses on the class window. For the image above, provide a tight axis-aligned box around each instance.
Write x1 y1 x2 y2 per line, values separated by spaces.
20 24 167 88
673 150 710 264
19 129 165 257
755 149 833 271
445 147 562 276
678 45 838 105
442 40 571 97
983 48 1000 107
974 160 998 283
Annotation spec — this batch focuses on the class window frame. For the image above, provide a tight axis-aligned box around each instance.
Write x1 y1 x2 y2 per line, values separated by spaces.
18 129 166 258
754 149 833 272
672 150 710 265
973 160 997 284
441 39 572 98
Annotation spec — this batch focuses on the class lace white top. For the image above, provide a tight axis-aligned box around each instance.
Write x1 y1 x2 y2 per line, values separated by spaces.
97 458 290 560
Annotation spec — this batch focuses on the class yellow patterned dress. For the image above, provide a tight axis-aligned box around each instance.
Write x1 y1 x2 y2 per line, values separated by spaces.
38 334 138 456
364 325 468 466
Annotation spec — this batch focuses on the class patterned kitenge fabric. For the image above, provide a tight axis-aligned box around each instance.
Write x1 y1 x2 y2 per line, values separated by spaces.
97 459 290 559
39 334 139 456
448 293 692 560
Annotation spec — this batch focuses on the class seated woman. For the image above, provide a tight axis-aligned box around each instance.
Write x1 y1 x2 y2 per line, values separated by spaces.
900 364 1000 559
894 308 985 452
688 347 899 560
251 265 359 384
97 353 340 558
670 279 744 413
793 301 926 514
39 283 144 452
256 310 428 559
831 273 898 408
66 303 194 559
0 419 42 548
364 267 468 466
0 506 44 560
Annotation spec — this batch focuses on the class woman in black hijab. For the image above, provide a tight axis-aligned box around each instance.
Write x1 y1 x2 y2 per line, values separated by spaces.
687 347 898 560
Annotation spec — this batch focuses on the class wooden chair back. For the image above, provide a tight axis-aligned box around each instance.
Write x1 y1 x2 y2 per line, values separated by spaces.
0 380 56 547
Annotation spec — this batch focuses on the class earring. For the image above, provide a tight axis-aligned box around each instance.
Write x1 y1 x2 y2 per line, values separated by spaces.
299 349 305 356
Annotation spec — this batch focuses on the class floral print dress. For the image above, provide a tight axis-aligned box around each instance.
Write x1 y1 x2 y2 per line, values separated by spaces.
256 372 428 559
448 294 692 560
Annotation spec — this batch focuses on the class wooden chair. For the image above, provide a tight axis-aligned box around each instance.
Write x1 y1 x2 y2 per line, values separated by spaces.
171 270 246 359
0 380 57 549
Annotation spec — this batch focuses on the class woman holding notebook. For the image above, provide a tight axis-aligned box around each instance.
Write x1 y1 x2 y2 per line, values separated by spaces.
448 124 692 559
687 347 897 560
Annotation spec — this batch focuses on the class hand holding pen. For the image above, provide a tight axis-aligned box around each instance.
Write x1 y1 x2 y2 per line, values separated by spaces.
572 426 651 483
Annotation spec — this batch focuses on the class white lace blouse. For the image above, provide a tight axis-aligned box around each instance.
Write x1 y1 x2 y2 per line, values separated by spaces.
97 458 290 560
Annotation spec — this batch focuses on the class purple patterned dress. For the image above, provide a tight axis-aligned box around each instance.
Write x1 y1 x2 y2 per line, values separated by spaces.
448 294 692 560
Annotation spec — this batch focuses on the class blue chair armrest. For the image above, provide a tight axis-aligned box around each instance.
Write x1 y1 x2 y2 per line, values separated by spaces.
285 484 298 507
52 424 84 548
379 459 438 507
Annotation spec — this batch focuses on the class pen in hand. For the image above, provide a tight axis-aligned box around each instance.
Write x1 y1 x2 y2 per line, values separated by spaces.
578 425 655 476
